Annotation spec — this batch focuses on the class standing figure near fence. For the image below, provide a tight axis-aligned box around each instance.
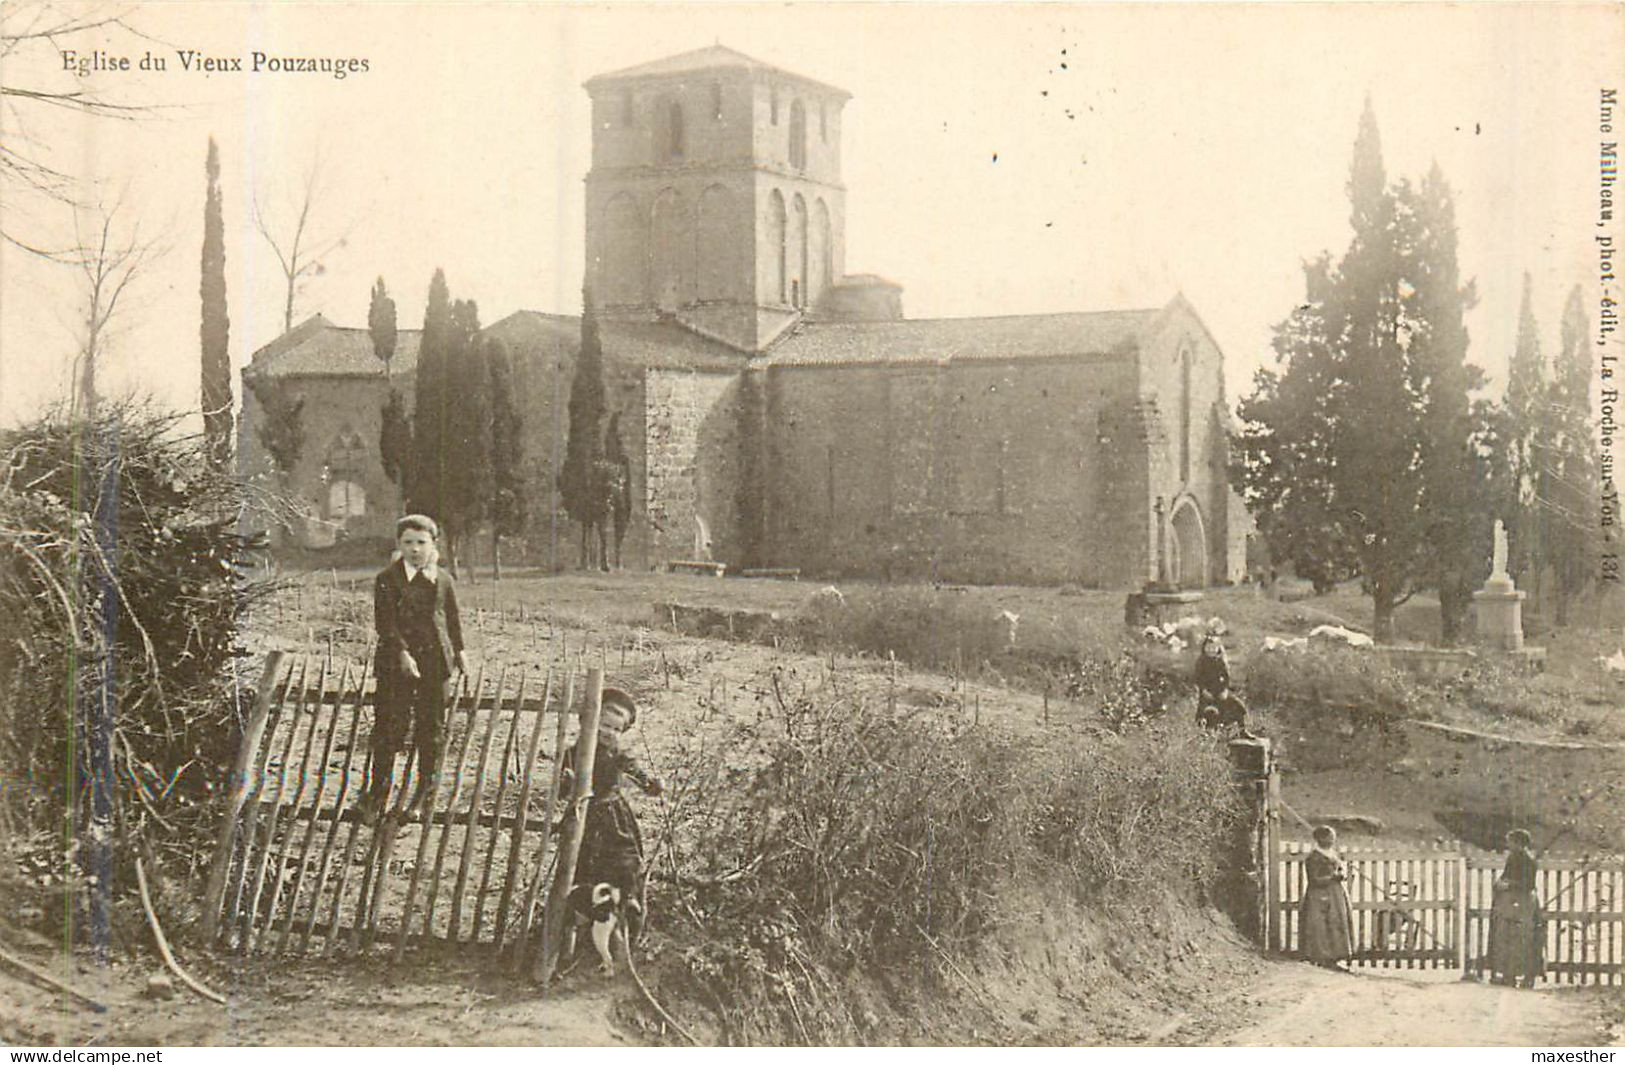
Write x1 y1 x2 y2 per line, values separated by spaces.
557 687 662 976
1194 635 1252 737
1300 825 1354 970
1487 829 1543 988
359 514 466 826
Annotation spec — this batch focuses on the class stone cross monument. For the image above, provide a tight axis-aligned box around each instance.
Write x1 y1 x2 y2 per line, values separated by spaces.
1473 517 1525 651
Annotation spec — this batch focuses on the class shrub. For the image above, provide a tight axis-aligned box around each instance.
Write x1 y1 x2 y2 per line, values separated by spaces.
0 403 282 944
651 668 1241 1042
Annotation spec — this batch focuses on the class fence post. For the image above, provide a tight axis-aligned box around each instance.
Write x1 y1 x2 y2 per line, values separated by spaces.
1454 844 1469 976
202 651 287 945
536 666 604 986
1264 761 1281 953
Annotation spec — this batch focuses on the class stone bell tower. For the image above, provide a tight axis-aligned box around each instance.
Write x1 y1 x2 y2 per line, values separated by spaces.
582 45 850 352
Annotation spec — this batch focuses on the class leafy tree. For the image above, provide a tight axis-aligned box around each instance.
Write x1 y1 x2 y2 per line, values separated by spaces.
368 276 398 378
1405 164 1484 642
1233 256 1360 592
1546 286 1598 622
406 279 487 574
558 290 608 568
1503 275 1546 587
1236 101 1485 642
406 268 452 523
245 376 306 478
379 386 411 507
199 137 232 471
485 337 524 579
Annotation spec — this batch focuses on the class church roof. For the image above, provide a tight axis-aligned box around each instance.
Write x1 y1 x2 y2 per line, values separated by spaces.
584 44 850 99
758 308 1162 368
246 310 749 380
483 311 746 371
244 314 422 379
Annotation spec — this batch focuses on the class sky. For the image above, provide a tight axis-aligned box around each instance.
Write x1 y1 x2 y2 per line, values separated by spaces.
1 1 1618 427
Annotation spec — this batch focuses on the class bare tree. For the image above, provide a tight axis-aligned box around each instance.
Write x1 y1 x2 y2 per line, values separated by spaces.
66 197 167 415
1 2 164 257
252 154 353 334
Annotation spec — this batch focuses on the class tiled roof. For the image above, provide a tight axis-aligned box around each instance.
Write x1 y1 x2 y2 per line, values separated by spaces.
245 314 422 379
484 311 748 372
584 45 849 98
758 308 1161 369
248 311 749 380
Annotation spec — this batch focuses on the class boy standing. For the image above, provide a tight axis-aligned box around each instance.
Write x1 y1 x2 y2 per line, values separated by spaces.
360 514 466 825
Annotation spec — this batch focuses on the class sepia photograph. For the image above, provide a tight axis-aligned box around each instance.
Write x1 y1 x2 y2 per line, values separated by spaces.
0 0 1621 1050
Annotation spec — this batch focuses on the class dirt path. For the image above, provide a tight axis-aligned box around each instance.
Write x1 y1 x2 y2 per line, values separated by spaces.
1220 962 1624 1047
1 954 638 1047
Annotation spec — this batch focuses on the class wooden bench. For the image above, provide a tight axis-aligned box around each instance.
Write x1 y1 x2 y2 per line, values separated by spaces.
668 560 726 578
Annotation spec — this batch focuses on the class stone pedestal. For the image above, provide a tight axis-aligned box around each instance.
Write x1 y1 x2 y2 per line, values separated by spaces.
1472 573 1526 652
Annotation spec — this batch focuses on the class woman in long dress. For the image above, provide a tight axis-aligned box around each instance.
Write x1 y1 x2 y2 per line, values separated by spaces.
1300 825 1354 969
1487 829 1543 988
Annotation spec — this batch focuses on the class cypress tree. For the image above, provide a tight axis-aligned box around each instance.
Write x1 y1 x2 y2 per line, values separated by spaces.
559 290 608 568
200 137 233 470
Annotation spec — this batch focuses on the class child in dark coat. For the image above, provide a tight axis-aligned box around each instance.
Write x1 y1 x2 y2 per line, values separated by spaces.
1194 635 1251 736
359 514 466 825
558 687 661 976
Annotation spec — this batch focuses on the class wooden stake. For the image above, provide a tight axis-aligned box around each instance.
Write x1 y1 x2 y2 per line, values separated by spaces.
136 857 226 1005
536 666 604 985
393 668 476 962
299 666 370 956
493 663 555 953
354 746 417 952
241 657 312 951
419 667 486 942
472 672 528 941
320 738 377 959
449 666 508 942
254 657 331 954
0 944 106 1013
202 651 288 945
514 664 573 969
276 660 357 954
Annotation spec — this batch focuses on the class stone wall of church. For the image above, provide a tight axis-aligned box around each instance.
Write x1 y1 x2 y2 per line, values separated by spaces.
237 373 408 550
643 369 743 567
1135 307 1240 585
759 355 1145 585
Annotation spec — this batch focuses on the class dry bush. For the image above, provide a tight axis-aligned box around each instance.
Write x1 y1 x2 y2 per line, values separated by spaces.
1244 645 1422 718
645 663 1241 1043
0 402 284 944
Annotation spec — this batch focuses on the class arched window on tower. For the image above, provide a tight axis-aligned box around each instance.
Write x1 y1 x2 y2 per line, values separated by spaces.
661 98 685 160
1179 345 1194 484
768 190 787 305
819 102 827 142
789 100 807 169
711 81 723 120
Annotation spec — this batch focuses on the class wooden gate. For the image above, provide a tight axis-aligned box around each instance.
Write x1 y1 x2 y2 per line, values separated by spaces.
1272 840 1625 985
1274 842 1464 970
202 649 586 967
1466 854 1625 986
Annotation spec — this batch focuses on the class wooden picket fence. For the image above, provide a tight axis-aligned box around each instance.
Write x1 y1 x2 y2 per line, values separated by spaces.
202 648 598 974
1466 854 1625 985
1273 841 1625 984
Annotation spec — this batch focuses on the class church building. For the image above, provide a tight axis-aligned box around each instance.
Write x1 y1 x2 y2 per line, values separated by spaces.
239 45 1245 588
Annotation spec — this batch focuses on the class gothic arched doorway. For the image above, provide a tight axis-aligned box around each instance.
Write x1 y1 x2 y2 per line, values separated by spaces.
1169 496 1208 589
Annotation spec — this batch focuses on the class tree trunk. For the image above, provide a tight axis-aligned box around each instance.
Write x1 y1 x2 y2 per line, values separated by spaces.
493 535 502 582
1370 575 1397 644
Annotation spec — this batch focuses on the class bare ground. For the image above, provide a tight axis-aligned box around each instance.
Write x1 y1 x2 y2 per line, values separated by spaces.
1219 963 1624 1047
